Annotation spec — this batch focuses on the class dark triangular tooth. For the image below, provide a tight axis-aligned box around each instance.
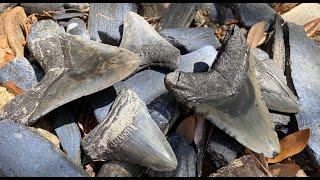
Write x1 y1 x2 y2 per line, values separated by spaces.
88 3 138 46
156 3 197 31
82 88 178 171
97 161 144 177
120 11 181 71
0 57 38 91
0 20 140 125
66 18 90 39
287 22 320 165
164 26 280 158
252 52 300 113
0 120 87 177
52 106 82 167
147 133 197 177
159 28 221 54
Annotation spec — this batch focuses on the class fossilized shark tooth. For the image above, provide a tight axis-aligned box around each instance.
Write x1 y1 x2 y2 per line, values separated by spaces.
120 11 181 71
81 88 178 171
0 119 87 177
0 20 140 125
253 53 300 113
165 26 280 158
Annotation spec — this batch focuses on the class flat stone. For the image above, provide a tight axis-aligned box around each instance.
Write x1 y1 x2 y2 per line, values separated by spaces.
82 88 178 171
0 120 87 177
53 13 84 21
209 155 266 177
0 57 38 91
147 133 197 177
156 3 197 31
120 11 181 71
53 107 82 167
147 93 180 135
0 20 140 125
66 18 90 39
253 53 299 113
281 3 320 26
206 127 242 168
0 3 17 13
233 3 276 31
88 3 137 46
251 48 270 62
97 161 143 177
287 22 320 165
64 3 89 10
178 45 217 72
90 69 167 123
269 112 290 126
159 28 221 54
20 3 65 14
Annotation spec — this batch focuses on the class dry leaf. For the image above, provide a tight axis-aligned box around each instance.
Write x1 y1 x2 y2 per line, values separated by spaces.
0 7 31 67
258 32 267 47
194 114 205 146
247 21 266 49
267 129 310 163
269 163 301 177
3 80 24 95
304 18 320 38
0 86 14 109
176 115 196 144
273 3 300 14
36 128 60 149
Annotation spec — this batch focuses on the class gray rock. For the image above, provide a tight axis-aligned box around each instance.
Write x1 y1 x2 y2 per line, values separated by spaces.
165 26 280 158
21 3 65 14
147 93 180 135
206 128 242 168
66 18 90 39
0 3 17 13
287 22 320 165
252 53 300 113
53 107 82 167
140 3 170 18
53 13 84 21
0 57 38 91
0 120 87 177
147 133 197 177
159 28 221 54
216 4 237 25
90 69 167 123
0 20 140 125
97 161 143 177
178 45 217 72
64 3 89 10
251 48 270 61
88 3 137 46
81 88 178 171
233 3 276 31
120 11 181 71
197 3 219 22
269 112 290 126
156 3 197 31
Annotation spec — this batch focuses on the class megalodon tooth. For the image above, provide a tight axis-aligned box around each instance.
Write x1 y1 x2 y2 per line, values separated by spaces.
0 20 140 125
164 25 280 158
81 88 178 171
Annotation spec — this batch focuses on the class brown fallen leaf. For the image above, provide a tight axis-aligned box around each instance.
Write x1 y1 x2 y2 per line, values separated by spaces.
0 7 31 67
269 163 301 177
247 21 266 49
3 80 24 95
304 18 320 38
267 129 310 164
0 86 14 109
194 114 205 146
257 32 267 47
273 3 300 14
176 115 196 144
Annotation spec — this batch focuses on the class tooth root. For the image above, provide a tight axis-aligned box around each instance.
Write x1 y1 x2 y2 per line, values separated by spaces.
252 52 300 113
164 25 280 158
82 88 178 171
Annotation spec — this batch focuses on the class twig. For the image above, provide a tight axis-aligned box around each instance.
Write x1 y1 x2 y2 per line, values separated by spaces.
248 150 273 177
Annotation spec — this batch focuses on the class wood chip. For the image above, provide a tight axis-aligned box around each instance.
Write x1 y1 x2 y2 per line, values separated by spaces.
267 129 310 163
176 115 196 144
247 21 266 49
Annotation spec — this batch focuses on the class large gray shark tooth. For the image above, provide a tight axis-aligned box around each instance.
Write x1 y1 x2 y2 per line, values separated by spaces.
88 3 138 46
120 11 181 71
66 18 90 39
253 54 300 113
0 120 88 177
287 22 320 165
81 88 178 171
0 20 140 125
165 26 280 158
